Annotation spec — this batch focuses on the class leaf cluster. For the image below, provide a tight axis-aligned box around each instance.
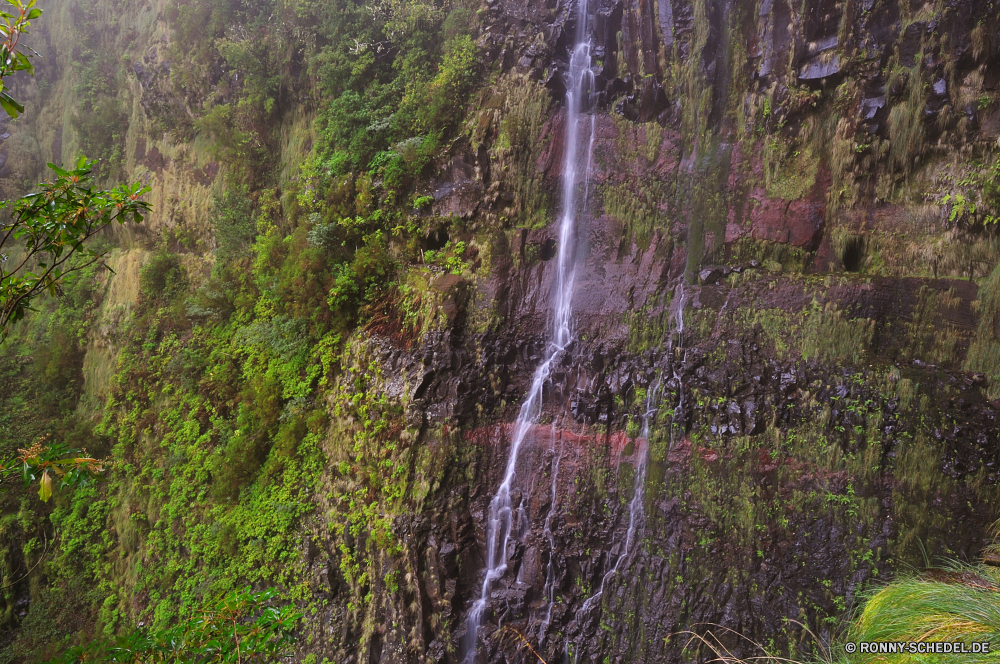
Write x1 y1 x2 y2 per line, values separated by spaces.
940 157 1000 226
0 436 104 502
48 587 301 663
0 157 151 339
0 0 42 117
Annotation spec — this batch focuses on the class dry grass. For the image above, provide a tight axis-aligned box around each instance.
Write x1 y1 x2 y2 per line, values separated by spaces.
494 625 549 663
671 622 833 664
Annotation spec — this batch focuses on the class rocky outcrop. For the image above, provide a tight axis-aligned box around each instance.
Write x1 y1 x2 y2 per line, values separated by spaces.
315 2 1000 662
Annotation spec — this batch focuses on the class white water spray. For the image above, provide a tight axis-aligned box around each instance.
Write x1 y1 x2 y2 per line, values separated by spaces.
461 3 595 661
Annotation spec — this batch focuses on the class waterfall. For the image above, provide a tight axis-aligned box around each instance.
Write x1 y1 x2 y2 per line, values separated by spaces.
461 3 594 661
577 381 659 616
570 282 684 657
538 422 565 642
669 286 686 449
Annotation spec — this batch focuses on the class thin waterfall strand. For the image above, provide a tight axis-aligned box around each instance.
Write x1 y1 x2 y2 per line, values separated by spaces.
578 381 659 615
572 284 684 647
460 3 594 660
538 422 565 641
669 285 686 449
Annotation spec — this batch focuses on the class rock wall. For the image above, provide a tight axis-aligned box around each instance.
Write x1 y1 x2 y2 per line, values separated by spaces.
366 0 1000 661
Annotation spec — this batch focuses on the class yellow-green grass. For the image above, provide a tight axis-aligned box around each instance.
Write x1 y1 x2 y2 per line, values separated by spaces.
843 563 1000 663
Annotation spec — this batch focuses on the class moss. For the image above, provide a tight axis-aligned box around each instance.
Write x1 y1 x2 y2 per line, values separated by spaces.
730 238 813 273
474 76 552 229
765 146 819 201
801 301 874 365
904 286 962 366
965 265 1000 399
737 306 798 359
600 182 670 250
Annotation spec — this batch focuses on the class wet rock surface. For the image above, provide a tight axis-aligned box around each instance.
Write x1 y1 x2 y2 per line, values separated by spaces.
333 253 1000 662
300 0 1000 661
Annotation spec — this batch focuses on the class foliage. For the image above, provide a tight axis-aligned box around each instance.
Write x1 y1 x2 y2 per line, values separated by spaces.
965 264 1000 399
0 437 104 502
0 0 42 118
0 0 485 657
211 187 256 260
70 98 128 182
48 587 301 663
0 157 150 339
140 250 186 300
940 157 1000 226
309 2 479 196
66 0 129 180
841 561 1000 663
170 0 284 184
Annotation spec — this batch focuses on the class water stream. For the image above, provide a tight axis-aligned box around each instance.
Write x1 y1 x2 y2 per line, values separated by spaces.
569 282 685 660
538 421 564 642
578 380 660 616
460 2 595 661
669 286 687 449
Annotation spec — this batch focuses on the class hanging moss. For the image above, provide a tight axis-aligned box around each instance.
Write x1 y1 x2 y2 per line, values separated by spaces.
965 265 1000 399
801 302 874 365
765 145 819 201
600 182 670 250
476 76 552 229
730 238 812 273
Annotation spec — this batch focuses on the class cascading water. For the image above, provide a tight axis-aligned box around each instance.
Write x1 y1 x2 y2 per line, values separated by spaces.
669 286 687 448
569 284 684 660
578 380 660 616
538 422 565 642
461 3 595 661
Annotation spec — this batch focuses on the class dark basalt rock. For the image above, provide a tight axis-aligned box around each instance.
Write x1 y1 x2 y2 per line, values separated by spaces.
798 53 841 81
291 1 1000 661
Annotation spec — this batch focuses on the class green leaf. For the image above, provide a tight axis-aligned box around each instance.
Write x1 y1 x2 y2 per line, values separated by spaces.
26 8 40 19
0 93 21 118
38 470 52 502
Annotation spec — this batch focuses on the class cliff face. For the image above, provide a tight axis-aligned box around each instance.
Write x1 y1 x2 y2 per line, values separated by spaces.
3 0 1000 662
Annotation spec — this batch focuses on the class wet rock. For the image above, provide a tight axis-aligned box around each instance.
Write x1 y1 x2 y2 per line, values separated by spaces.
798 53 840 80
698 267 727 285
862 95 886 120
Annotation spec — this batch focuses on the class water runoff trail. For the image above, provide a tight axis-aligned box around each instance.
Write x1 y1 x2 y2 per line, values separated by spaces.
460 2 596 661
568 283 686 662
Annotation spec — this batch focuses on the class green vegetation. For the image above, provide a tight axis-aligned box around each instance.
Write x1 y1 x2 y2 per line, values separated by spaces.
0 0 485 658
845 562 1000 663
940 157 1000 226
0 158 150 339
4 0 1000 661
0 0 42 118
687 557 1000 664
49 587 300 663
966 265 1000 398
0 439 103 503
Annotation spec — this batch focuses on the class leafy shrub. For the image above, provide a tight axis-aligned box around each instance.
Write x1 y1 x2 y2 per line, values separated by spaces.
48 587 300 663
139 250 185 300
412 34 478 134
71 97 127 181
210 403 272 501
211 187 256 259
